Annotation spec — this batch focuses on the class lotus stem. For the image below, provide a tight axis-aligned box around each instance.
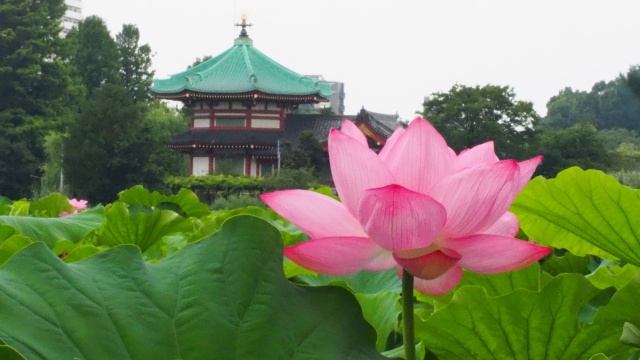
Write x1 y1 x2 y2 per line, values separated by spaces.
402 268 416 360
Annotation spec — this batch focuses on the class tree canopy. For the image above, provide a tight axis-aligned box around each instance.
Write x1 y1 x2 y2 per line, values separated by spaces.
64 84 145 203
0 0 70 198
536 123 615 178
67 16 120 97
421 84 540 160
116 24 154 102
543 67 640 131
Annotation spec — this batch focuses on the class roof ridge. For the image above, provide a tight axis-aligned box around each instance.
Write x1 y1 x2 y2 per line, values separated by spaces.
241 46 257 89
188 46 239 85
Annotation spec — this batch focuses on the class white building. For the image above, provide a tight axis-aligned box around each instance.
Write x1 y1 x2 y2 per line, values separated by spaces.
297 75 346 115
62 0 83 35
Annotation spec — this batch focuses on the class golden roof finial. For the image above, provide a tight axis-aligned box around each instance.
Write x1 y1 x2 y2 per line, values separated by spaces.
235 15 252 37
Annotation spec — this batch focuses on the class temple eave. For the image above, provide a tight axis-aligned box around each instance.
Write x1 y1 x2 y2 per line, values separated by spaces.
168 143 276 149
154 91 328 103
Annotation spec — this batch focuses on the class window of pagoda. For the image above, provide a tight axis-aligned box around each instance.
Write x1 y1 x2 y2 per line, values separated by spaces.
189 100 285 130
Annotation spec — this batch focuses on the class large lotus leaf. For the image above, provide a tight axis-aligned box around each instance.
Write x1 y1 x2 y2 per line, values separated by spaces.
458 261 543 296
0 215 386 360
592 272 640 335
297 269 402 352
29 193 73 217
0 224 18 242
62 244 101 263
0 197 12 215
284 258 317 278
95 202 194 252
542 251 592 276
118 185 210 218
512 167 640 265
300 268 401 294
202 206 307 245
8 201 29 216
0 346 24 360
416 274 637 359
355 292 402 351
416 263 546 310
0 235 32 266
586 263 640 290
621 322 640 348
0 207 105 247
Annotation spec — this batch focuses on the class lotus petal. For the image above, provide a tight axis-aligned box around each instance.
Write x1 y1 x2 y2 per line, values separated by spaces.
329 129 395 216
431 160 519 238
261 190 367 238
358 185 446 252
406 265 463 296
445 234 552 274
380 118 454 194
284 237 389 275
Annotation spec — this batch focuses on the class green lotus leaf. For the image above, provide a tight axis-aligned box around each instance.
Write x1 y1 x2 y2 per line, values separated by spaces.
458 261 543 296
417 274 637 359
284 258 317 278
542 251 592 276
118 185 211 218
296 269 403 352
512 167 640 266
0 207 105 247
355 291 402 351
0 197 12 216
95 202 194 252
620 322 640 348
62 244 101 263
0 345 25 360
203 206 307 246
29 193 73 217
0 215 386 359
381 342 425 360
0 224 19 242
586 262 640 290
300 268 401 294
0 235 32 266
416 263 546 310
8 201 29 216
142 234 189 262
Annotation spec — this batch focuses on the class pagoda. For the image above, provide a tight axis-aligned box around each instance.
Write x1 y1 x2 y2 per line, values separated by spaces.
151 18 400 177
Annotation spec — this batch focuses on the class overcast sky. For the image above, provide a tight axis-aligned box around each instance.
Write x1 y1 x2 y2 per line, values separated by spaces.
85 0 640 121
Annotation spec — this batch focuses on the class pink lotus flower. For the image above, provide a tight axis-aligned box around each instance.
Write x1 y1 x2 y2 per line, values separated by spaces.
261 118 551 295
68 198 88 212
60 198 88 217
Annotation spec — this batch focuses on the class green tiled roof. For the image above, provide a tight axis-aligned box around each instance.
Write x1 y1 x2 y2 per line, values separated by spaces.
151 34 333 101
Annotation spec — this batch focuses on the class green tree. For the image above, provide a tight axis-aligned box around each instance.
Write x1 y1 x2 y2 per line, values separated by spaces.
589 78 640 131
540 87 592 129
64 84 146 203
139 102 189 186
421 84 540 159
64 89 189 203
544 68 640 131
67 16 120 96
41 131 67 195
536 123 615 178
188 55 213 69
116 24 154 102
282 131 328 177
626 65 640 100
0 0 70 198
